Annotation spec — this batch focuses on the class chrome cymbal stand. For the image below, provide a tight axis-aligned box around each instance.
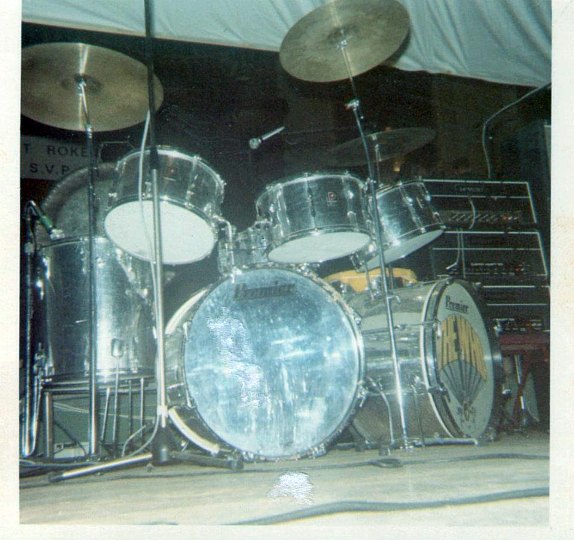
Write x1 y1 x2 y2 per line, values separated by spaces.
20 206 39 457
75 74 100 458
345 98 411 450
333 31 410 449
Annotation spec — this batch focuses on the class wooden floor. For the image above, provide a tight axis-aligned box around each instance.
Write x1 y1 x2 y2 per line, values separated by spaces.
20 428 550 529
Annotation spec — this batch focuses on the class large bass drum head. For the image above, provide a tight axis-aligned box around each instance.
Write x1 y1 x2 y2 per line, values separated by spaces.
425 280 500 438
170 267 364 460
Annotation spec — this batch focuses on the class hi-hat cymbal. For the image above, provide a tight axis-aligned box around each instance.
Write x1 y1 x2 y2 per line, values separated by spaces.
21 42 163 132
330 128 435 165
280 0 409 82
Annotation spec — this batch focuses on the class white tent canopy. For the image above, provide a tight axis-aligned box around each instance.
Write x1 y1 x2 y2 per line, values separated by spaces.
22 0 551 88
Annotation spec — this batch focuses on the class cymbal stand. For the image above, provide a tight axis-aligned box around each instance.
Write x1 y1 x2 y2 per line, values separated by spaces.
76 74 100 458
345 98 411 450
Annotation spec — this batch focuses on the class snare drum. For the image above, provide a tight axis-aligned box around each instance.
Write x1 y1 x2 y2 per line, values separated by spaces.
358 180 444 267
104 147 225 265
165 266 365 460
347 278 501 445
256 172 371 264
217 222 271 275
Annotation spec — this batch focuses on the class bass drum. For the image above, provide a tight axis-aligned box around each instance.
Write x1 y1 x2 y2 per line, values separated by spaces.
165 266 365 460
347 279 501 446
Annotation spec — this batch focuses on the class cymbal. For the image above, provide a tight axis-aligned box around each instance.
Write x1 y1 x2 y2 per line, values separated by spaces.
330 128 435 165
280 0 409 82
21 42 163 132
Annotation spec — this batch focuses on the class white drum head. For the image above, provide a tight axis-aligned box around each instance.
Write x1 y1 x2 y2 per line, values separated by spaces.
104 200 215 265
268 231 371 264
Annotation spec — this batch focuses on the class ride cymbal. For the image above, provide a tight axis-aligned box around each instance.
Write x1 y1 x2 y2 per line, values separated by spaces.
330 128 435 165
280 0 410 82
21 42 163 132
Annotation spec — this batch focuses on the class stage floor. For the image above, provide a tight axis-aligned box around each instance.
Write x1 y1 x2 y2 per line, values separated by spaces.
20 428 549 528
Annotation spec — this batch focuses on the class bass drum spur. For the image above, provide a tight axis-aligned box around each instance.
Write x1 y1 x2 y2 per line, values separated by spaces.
165 266 365 460
104 146 225 265
347 278 501 447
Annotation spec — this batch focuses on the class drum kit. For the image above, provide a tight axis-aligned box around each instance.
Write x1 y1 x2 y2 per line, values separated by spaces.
20 0 502 471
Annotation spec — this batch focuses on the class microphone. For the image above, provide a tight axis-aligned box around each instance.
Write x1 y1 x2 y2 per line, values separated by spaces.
28 201 64 240
249 126 285 150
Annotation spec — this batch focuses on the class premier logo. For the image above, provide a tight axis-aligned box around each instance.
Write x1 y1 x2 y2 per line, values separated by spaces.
234 282 295 300
445 295 469 314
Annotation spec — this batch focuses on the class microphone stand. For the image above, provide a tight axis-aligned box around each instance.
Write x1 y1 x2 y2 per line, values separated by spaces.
143 0 171 465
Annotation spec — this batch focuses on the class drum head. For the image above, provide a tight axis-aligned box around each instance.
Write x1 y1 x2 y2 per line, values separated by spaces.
104 200 216 265
170 267 364 459
268 231 371 264
425 280 499 438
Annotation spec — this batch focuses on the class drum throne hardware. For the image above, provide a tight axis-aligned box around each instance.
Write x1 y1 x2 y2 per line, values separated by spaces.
21 41 163 460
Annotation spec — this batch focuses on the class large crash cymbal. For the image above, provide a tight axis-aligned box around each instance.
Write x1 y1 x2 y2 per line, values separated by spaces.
280 0 409 82
330 128 435 165
21 42 163 132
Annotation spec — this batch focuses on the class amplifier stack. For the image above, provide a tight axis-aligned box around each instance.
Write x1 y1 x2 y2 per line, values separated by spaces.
423 179 550 333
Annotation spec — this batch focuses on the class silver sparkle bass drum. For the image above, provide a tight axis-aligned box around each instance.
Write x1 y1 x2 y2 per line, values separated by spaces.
256 172 371 263
105 146 225 265
165 266 365 460
347 279 501 446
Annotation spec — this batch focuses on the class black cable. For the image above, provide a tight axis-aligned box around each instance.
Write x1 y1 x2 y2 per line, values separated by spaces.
228 487 549 525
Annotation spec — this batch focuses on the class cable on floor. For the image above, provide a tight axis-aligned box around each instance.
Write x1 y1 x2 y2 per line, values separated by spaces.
227 487 549 525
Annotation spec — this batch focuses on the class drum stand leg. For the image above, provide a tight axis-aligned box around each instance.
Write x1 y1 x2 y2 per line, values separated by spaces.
20 208 38 457
346 99 412 450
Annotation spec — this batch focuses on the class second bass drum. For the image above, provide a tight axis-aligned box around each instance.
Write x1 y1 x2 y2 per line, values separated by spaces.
347 278 502 447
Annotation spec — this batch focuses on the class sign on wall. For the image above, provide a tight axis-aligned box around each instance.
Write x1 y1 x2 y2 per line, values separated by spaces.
21 136 89 181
